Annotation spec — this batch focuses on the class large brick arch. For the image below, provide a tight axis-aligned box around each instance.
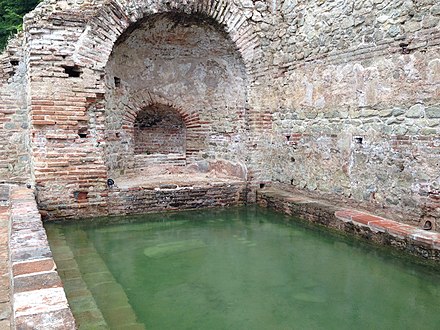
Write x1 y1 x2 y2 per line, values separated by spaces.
73 0 261 73
20 0 262 219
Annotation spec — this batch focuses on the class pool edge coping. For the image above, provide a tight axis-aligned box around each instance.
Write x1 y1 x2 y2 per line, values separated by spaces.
257 187 440 262
8 186 76 329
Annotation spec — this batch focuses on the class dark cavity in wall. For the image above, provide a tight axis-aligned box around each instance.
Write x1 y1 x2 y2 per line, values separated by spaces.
354 137 363 145
114 77 121 87
63 65 82 78
73 191 88 202
78 121 88 138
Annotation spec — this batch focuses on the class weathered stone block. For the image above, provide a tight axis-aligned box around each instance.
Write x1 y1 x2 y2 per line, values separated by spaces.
425 106 440 118
406 104 424 118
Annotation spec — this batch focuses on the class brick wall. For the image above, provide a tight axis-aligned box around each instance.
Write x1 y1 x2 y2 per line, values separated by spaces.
104 12 249 177
13 0 262 219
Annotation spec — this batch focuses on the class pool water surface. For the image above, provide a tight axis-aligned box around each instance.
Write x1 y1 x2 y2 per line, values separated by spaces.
45 207 440 330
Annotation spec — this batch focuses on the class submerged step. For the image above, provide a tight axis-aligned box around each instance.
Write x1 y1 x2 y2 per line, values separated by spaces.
53 225 145 329
45 226 107 330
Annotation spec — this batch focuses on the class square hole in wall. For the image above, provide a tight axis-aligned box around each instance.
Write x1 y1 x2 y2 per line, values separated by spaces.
63 65 82 78
354 136 363 145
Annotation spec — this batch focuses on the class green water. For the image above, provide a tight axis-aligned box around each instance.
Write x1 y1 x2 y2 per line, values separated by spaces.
45 207 440 330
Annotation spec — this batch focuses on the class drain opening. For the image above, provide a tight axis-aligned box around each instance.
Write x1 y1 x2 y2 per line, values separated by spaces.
354 137 363 145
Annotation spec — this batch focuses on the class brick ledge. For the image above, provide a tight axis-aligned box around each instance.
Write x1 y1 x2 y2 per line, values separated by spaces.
8 187 76 329
257 187 440 262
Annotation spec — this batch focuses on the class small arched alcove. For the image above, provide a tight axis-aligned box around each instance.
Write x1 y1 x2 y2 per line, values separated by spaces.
134 104 186 156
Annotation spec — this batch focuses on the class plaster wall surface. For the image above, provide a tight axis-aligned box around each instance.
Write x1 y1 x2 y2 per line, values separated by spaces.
0 0 438 228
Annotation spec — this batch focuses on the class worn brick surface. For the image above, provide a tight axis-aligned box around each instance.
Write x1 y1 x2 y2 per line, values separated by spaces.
0 189 11 329
14 272 63 294
14 308 76 330
13 259 56 277
8 187 76 329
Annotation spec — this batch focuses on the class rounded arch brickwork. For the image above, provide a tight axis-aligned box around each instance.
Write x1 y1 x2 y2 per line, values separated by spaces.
133 104 186 155
121 94 201 132
120 93 204 158
73 0 262 74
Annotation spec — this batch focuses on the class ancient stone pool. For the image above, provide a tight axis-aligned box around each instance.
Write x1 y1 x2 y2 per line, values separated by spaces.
45 207 440 329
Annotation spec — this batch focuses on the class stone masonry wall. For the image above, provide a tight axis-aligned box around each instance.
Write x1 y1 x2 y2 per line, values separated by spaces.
0 0 438 228
250 0 440 229
0 36 31 184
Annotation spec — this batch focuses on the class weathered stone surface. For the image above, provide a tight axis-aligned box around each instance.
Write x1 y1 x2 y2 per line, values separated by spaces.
426 106 440 118
406 104 424 118
0 0 437 226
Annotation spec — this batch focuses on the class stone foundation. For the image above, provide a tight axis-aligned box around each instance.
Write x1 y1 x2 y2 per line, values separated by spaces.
107 181 247 217
257 186 440 262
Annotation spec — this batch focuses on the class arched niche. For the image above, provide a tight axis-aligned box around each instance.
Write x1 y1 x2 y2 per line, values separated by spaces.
104 11 248 177
134 104 186 156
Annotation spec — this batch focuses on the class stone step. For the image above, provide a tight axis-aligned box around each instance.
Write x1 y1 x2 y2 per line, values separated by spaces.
45 226 108 330
61 227 145 330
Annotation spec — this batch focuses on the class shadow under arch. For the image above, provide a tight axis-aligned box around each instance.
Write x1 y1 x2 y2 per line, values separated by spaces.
133 103 187 156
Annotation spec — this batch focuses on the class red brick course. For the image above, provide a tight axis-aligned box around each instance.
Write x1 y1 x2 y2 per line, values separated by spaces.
0 202 11 329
